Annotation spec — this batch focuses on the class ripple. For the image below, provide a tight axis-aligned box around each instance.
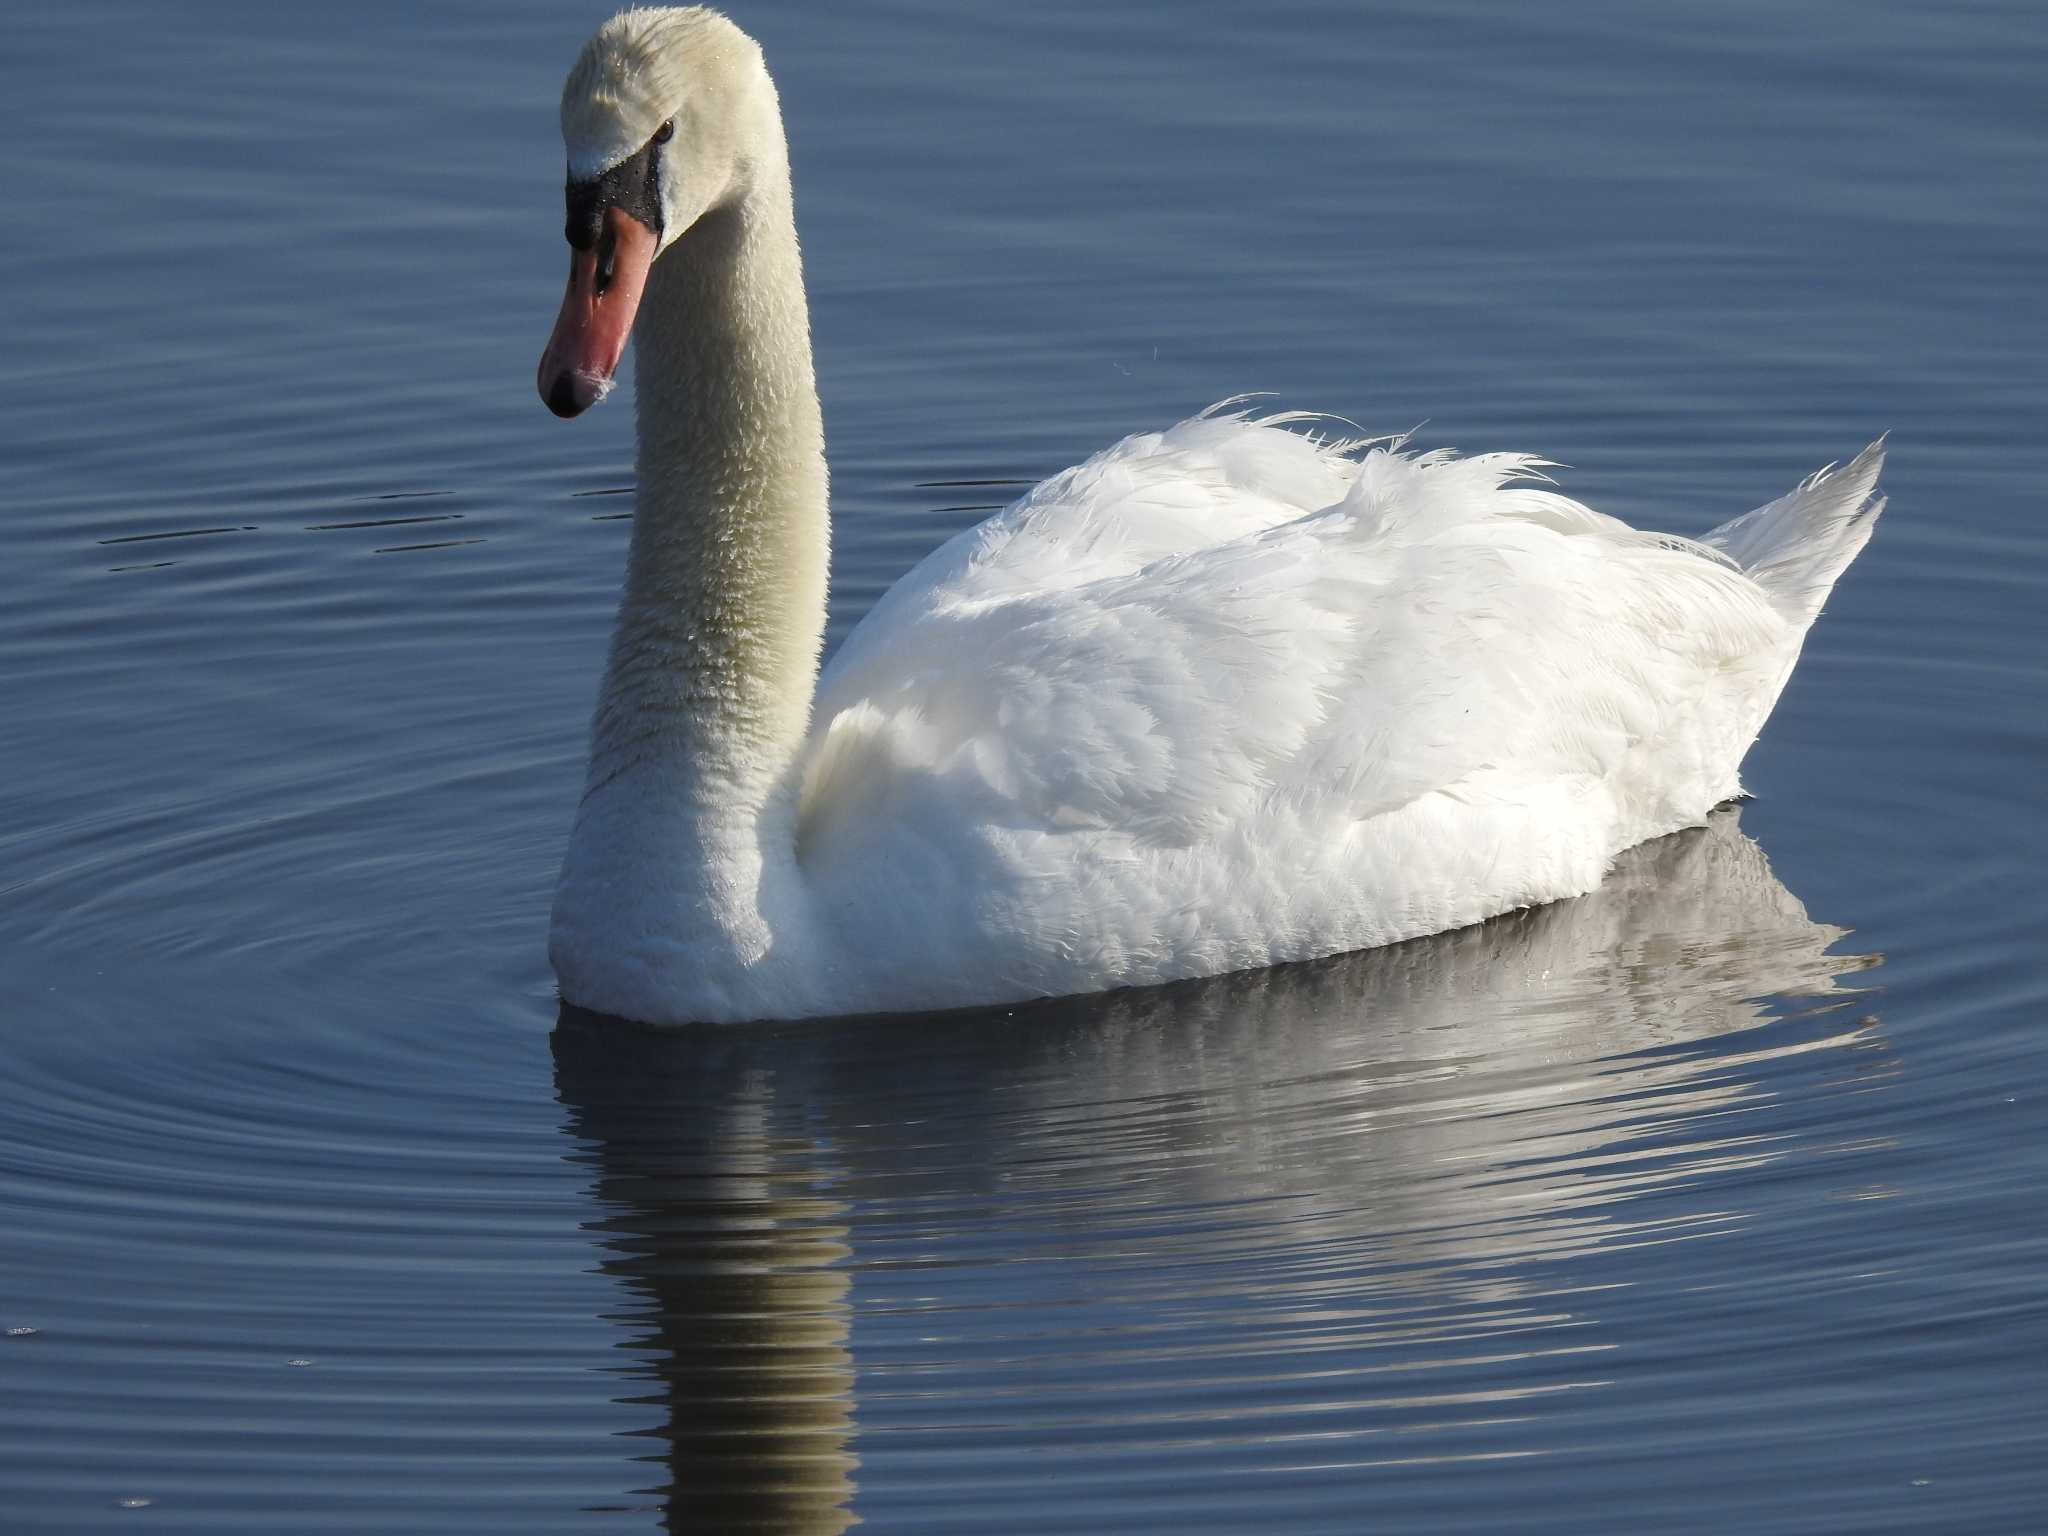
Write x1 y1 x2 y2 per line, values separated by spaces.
4 0 2045 1529
0 811 1917 1533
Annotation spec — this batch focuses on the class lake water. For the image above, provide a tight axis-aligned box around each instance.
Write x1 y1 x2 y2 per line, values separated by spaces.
3 1 2044 1530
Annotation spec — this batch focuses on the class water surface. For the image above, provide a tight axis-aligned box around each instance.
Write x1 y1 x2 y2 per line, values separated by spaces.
3 1 2045 1531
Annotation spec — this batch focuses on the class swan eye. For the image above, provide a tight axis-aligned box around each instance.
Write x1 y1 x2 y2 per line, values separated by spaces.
653 118 674 145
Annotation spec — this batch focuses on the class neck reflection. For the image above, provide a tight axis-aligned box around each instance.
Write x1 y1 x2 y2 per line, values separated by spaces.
553 1041 857 1535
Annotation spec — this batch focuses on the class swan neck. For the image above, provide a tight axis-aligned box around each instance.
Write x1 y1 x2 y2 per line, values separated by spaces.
590 143 828 830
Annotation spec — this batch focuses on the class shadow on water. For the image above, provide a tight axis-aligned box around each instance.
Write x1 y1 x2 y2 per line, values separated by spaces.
551 809 1882 1532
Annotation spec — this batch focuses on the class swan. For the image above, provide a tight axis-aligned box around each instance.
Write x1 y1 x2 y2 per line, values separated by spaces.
538 7 1885 1026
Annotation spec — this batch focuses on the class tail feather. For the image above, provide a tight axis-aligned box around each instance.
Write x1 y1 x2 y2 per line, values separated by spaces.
1702 439 1885 627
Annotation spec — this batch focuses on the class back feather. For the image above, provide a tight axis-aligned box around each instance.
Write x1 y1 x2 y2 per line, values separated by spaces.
1702 440 1886 627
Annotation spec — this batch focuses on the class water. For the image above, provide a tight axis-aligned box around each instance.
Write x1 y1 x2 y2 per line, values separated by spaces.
3 0 2044 1529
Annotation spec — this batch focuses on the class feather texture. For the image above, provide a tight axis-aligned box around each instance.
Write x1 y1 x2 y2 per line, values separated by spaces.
756 411 1883 1018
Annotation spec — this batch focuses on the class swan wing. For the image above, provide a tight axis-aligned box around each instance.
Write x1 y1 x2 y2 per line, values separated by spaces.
799 413 1795 875
815 408 1360 694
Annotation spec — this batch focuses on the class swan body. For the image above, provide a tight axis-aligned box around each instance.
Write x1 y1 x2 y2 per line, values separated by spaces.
540 8 1884 1025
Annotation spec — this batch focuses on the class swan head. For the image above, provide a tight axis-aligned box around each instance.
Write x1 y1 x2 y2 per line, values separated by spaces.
538 7 771 419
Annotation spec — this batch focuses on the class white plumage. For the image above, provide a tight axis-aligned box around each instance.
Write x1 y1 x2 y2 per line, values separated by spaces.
782 413 1881 1011
541 9 1884 1024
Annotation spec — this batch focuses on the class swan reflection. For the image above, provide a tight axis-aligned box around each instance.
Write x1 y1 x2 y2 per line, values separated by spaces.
553 811 1880 1531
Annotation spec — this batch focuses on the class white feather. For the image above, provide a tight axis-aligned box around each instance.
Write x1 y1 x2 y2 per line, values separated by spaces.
776 412 1881 1017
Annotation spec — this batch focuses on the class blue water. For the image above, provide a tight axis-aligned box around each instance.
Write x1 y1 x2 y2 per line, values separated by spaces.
3 1 2045 1530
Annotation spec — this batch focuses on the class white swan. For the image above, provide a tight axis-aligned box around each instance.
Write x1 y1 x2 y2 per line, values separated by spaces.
538 7 1884 1026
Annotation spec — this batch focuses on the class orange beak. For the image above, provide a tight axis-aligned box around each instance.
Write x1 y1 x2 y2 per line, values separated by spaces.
538 205 659 419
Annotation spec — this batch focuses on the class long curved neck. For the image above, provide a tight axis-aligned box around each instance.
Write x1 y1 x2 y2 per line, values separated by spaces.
586 138 828 844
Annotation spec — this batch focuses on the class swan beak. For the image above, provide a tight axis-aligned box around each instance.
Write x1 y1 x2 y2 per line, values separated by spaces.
538 206 658 419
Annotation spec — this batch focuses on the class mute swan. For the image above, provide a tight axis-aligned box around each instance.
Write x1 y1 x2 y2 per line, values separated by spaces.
538 7 1884 1026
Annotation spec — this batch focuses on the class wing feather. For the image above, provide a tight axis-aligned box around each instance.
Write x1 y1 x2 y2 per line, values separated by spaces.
799 414 1793 875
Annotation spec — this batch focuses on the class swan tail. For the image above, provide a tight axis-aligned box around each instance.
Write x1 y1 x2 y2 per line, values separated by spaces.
1703 439 1886 628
